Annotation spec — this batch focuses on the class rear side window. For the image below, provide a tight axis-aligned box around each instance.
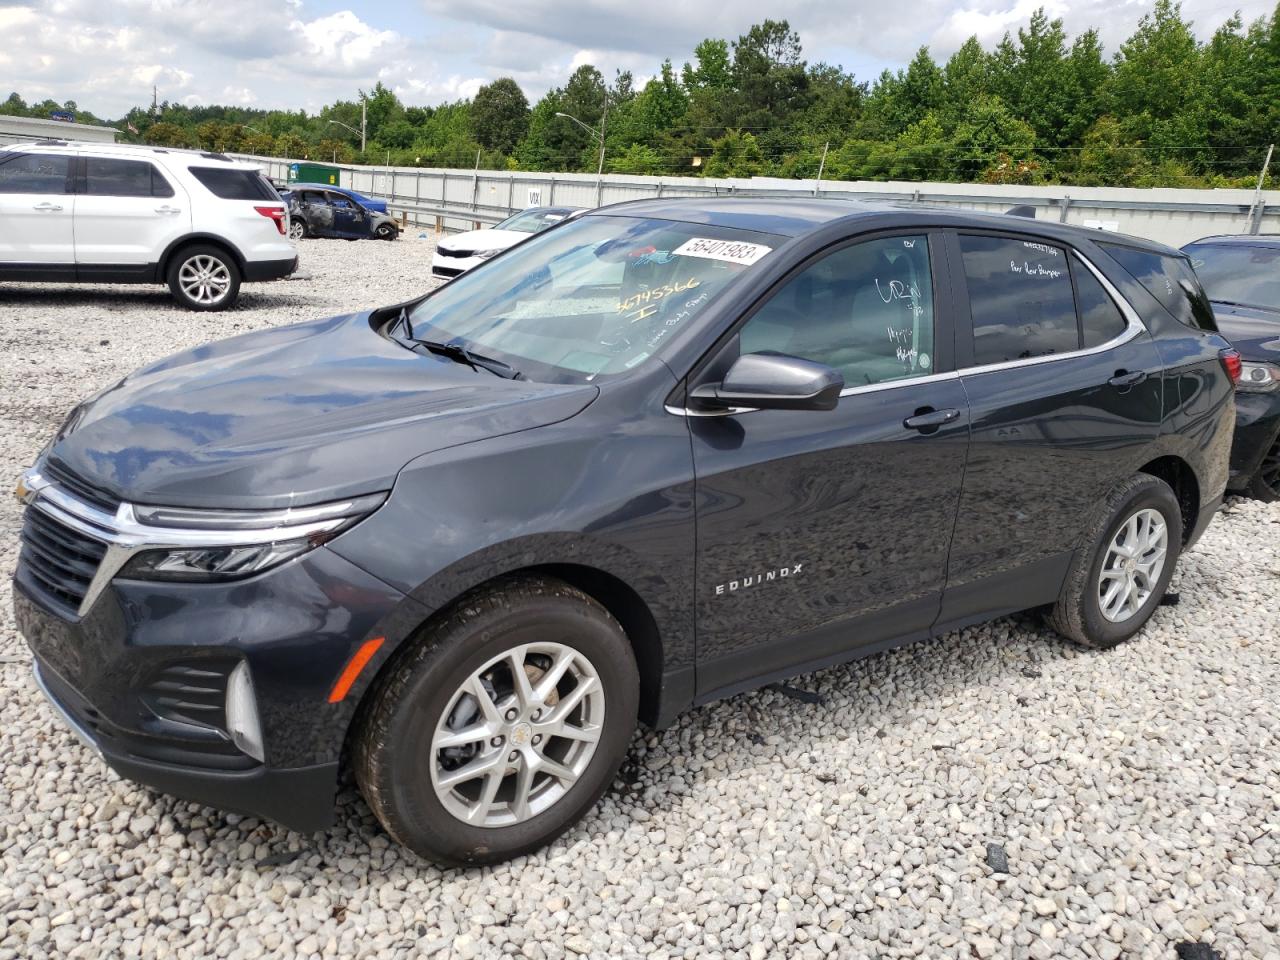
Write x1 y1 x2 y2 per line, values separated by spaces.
188 167 277 201
1101 244 1217 331
0 152 71 194
1074 266 1128 348
960 235 1078 364
84 157 174 198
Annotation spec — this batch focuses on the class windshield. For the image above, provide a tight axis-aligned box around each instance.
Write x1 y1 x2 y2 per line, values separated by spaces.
495 208 579 233
408 215 779 382
1185 243 1280 311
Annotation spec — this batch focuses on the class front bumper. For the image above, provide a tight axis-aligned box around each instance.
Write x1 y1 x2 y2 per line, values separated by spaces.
1228 390 1280 489
14 543 425 833
32 659 339 832
430 251 487 279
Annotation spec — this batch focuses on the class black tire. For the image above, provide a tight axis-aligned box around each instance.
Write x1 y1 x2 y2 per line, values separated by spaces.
1048 474 1183 649
1246 438 1280 502
375 222 398 241
354 576 639 866
166 244 241 311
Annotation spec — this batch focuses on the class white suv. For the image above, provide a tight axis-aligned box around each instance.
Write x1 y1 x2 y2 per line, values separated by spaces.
0 140 297 310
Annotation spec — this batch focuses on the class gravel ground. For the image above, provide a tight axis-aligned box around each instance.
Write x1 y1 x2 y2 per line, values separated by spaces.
2 236 1279 960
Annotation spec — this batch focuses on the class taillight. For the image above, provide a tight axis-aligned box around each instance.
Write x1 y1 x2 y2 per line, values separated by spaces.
254 205 286 235
1219 347 1242 385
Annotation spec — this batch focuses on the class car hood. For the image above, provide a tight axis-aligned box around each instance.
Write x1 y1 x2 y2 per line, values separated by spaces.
46 312 598 510
438 229 528 254
1211 301 1280 361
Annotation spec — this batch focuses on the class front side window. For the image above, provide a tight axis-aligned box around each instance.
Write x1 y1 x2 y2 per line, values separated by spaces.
407 215 779 382
84 157 173 198
1102 243 1218 331
738 235 935 387
0 152 71 195
1183 243 1280 312
961 235 1078 365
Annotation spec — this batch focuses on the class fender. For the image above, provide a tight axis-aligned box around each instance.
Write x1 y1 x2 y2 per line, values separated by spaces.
155 232 248 281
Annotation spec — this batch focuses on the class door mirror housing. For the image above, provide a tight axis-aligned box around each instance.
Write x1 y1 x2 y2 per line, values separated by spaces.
691 352 844 412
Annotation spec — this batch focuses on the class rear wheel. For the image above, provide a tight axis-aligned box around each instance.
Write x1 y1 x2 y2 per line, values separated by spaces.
1048 474 1182 649
354 576 639 866
375 222 398 241
1246 437 1280 502
166 245 241 311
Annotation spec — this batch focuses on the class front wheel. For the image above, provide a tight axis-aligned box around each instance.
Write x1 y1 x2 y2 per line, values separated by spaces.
288 218 308 241
354 576 639 866
1048 474 1182 649
166 245 241 311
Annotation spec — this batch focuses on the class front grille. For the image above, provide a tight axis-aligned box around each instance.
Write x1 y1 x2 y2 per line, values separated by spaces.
437 247 473 259
432 265 463 278
19 508 107 615
42 460 121 513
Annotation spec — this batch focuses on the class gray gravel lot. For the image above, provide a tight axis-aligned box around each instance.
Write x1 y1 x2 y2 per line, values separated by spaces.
2 236 1279 960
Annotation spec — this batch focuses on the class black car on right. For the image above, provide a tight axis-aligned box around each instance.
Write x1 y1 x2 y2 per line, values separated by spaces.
1182 235 1280 500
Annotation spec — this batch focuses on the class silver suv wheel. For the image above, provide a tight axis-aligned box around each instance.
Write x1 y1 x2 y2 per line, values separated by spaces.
430 641 605 828
177 254 232 306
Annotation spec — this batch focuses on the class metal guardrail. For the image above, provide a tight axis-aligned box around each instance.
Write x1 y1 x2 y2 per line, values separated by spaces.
241 154 1279 246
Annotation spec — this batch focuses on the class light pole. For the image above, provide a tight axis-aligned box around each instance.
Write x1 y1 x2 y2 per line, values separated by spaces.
328 98 366 153
556 101 607 176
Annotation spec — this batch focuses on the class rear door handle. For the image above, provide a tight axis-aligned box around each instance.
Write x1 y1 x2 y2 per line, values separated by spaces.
32 202 63 211
903 408 961 431
155 205 182 215
1108 370 1147 388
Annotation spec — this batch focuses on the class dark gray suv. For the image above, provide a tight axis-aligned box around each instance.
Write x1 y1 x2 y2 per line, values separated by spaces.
14 198 1236 865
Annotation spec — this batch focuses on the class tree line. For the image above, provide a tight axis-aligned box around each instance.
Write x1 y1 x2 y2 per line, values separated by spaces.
4 1 1278 189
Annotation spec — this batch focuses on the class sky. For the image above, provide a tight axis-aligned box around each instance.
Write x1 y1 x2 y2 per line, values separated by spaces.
1 0 1277 120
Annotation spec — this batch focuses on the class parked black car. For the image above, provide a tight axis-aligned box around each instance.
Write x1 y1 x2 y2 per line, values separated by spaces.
1182 235 1280 500
282 185 399 241
15 199 1237 865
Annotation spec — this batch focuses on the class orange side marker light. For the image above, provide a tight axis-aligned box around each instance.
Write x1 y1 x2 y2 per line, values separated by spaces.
327 637 385 703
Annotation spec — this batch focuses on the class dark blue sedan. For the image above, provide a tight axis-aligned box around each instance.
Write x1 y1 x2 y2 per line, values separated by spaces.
1183 234 1280 499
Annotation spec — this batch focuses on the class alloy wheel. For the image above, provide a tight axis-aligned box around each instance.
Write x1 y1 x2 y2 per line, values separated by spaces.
177 255 232 306
1097 507 1168 623
430 642 605 828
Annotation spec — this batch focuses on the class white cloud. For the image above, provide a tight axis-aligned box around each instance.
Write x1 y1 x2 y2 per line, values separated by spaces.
2 0 1277 119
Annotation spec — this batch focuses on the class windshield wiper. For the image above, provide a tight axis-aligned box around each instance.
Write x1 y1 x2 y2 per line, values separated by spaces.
389 306 523 380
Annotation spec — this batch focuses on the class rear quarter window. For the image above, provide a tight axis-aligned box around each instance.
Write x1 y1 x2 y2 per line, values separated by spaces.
188 167 278 201
1101 243 1218 331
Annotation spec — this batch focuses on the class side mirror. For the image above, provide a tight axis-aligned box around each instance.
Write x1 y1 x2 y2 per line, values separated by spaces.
691 352 844 412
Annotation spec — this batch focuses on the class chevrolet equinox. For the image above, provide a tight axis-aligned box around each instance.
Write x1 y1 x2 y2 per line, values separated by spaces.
14 198 1237 865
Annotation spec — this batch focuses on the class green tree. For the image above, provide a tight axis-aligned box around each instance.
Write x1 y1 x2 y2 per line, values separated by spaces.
471 78 530 154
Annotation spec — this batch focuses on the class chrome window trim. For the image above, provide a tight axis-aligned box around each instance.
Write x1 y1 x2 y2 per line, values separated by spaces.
665 249 1143 418
19 467 384 616
957 249 1145 378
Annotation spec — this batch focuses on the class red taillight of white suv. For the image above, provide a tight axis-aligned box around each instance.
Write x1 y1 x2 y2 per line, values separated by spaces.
254 206 287 236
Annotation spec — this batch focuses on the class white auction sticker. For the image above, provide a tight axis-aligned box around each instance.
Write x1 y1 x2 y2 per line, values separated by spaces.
673 237 772 265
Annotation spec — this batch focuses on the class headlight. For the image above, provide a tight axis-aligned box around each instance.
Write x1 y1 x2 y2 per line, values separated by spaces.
1237 361 1280 392
118 492 385 582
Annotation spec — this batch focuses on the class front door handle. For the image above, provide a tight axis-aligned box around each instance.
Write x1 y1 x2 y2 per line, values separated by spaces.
32 202 63 211
1108 370 1147 388
903 407 961 432
155 205 182 215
